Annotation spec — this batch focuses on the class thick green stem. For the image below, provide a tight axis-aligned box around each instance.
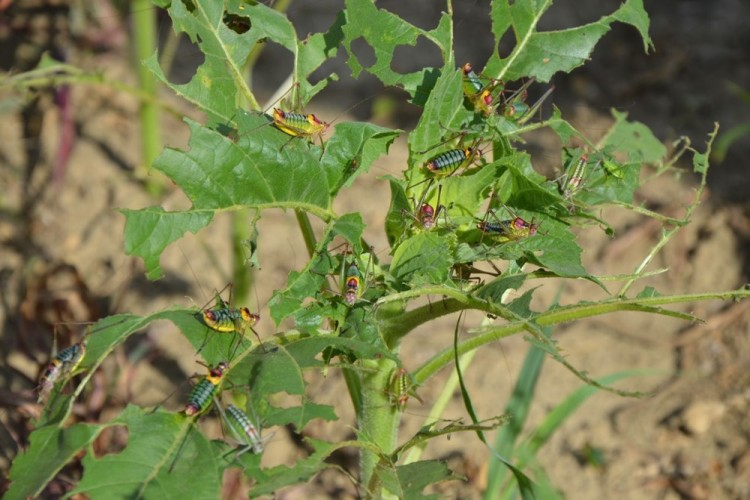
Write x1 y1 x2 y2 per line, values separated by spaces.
359 357 399 493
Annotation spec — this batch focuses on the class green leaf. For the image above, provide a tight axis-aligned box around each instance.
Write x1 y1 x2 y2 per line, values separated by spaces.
247 438 341 496
145 0 343 121
37 313 161 427
72 406 221 499
486 0 653 82
165 117 330 210
385 177 414 246
6 423 102 500
268 403 338 429
230 345 306 399
604 110 666 166
122 207 212 280
123 115 392 281
387 161 499 249
476 273 528 302
225 337 388 430
342 0 453 101
166 307 247 368
285 336 395 368
609 0 654 52
408 68 469 158
507 288 537 318
545 106 579 145
269 214 365 325
378 460 454 499
323 122 401 194
390 232 455 286
636 286 662 299
520 223 594 280
693 150 710 175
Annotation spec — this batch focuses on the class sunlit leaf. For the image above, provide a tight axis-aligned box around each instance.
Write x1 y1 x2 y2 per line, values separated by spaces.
72 406 221 500
486 0 653 83
7 423 102 500
342 0 453 103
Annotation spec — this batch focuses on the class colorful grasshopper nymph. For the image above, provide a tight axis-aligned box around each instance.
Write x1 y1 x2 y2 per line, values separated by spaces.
196 288 263 356
344 264 362 306
559 153 590 200
417 203 436 230
411 202 449 231
224 404 265 455
405 183 447 233
201 306 259 334
37 340 87 403
184 361 228 416
501 80 554 125
462 63 502 115
425 147 481 176
272 108 329 145
389 367 422 411
477 216 538 242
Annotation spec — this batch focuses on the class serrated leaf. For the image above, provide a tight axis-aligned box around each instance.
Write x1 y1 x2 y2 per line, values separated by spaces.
268 403 338 430
385 177 414 246
146 0 342 122
605 110 666 166
230 345 306 398
506 288 537 318
6 423 102 500
520 222 590 279
121 207 212 280
438 162 501 217
486 0 653 83
287 336 394 368
378 460 454 500
323 122 401 193
390 232 454 286
123 115 392 281
247 438 341 496
610 0 653 52
408 68 469 157
545 106 579 145
37 313 164 427
72 406 221 500
166 307 250 367
342 0 453 101
386 163 498 250
269 214 365 324
164 117 331 210
693 150 709 175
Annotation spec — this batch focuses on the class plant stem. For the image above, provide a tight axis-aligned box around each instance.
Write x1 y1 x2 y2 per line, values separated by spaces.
231 210 251 304
402 349 476 465
414 288 750 386
295 209 317 259
132 0 162 195
619 124 719 297
359 357 399 491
